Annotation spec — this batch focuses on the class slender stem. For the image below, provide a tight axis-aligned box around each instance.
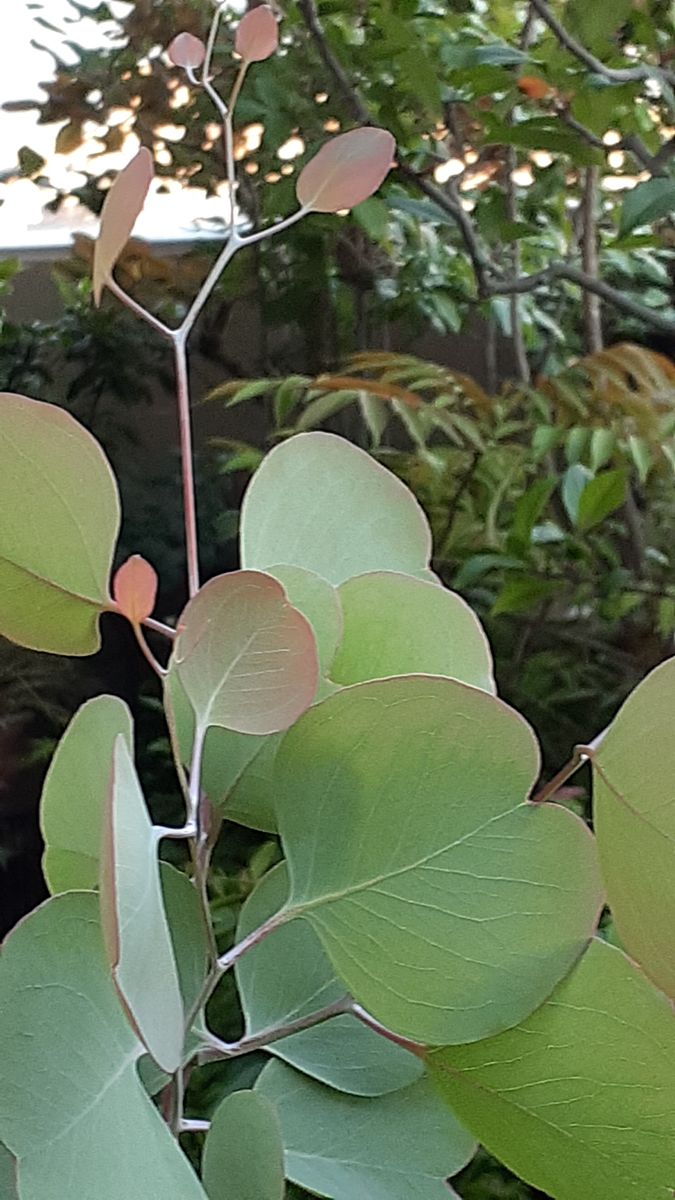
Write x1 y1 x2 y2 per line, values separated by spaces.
106 277 174 341
188 723 206 831
173 336 200 598
351 1003 425 1056
132 622 167 678
239 208 307 247
180 1119 211 1134
581 166 603 354
183 909 290 1036
199 997 352 1063
530 748 589 805
203 3 224 81
156 822 197 840
179 237 239 341
226 65 248 232
143 615 177 640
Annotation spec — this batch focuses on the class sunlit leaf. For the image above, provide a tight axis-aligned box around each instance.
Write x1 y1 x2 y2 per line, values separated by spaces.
171 571 318 738
297 128 395 214
0 393 120 654
275 676 603 1044
235 5 278 63
429 938 675 1200
237 863 423 1095
0 893 206 1200
40 695 133 893
592 656 675 999
331 571 495 693
167 32 206 69
93 147 154 305
202 1091 284 1200
100 736 184 1073
113 554 158 624
241 432 432 585
256 1060 476 1200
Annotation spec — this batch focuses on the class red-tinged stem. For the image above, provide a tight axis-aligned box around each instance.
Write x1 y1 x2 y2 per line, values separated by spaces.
173 335 200 599
350 1002 425 1057
143 616 177 640
199 997 352 1063
131 622 167 678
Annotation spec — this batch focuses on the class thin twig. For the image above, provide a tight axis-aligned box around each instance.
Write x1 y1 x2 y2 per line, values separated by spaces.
143 616 177 640
106 277 174 340
173 337 200 597
529 0 675 87
581 166 603 354
199 997 352 1062
132 622 167 678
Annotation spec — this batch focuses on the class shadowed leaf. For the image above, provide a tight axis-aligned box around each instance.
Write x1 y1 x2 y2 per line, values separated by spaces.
256 1060 476 1200
592 656 675 999
93 148 153 304
237 862 423 1095
40 695 133 893
0 393 120 654
167 32 206 69
202 1091 284 1200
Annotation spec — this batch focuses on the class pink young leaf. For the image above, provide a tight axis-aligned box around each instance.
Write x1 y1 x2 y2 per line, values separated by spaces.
235 5 279 63
173 570 319 736
92 147 154 305
113 555 158 624
167 31 206 70
296 127 395 214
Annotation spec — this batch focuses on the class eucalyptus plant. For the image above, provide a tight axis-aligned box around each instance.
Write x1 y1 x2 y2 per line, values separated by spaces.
1 8 675 1200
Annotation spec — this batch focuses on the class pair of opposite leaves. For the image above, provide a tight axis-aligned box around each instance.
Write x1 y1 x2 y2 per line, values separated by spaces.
93 3 395 304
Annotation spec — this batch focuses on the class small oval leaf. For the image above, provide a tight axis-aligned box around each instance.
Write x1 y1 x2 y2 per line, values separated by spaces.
113 555 158 624
172 571 318 736
167 32 206 69
93 147 154 305
202 1091 285 1200
297 128 395 214
235 6 279 63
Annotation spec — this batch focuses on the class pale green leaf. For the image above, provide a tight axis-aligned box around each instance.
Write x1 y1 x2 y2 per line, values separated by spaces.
172 570 318 737
0 893 206 1200
202 1091 284 1200
267 564 342 680
0 1145 17 1200
240 432 432 585
40 695 132 893
429 938 675 1200
256 1060 476 1200
275 676 603 1044
237 863 423 1095
0 392 120 654
100 736 184 1073
331 572 494 693
592 656 675 999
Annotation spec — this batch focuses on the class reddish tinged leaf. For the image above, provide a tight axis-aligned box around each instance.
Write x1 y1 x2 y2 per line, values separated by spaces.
167 31 206 69
297 128 395 214
235 5 279 63
517 75 554 100
93 147 154 305
173 570 319 736
113 555 158 624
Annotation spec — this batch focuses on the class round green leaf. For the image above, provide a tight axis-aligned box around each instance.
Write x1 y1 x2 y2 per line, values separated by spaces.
240 432 432 585
428 938 675 1200
256 1060 476 1200
237 863 423 1095
0 392 120 654
0 1145 18 1200
592 656 675 999
331 571 495 692
275 676 603 1044
202 1091 284 1200
0 893 206 1200
267 564 342 679
40 695 133 893
172 570 318 737
100 736 184 1073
